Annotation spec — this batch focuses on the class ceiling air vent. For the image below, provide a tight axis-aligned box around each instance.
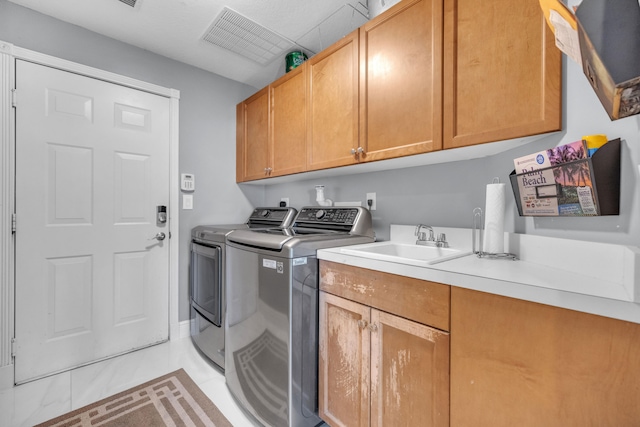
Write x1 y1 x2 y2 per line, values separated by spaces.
118 0 137 7
202 7 294 65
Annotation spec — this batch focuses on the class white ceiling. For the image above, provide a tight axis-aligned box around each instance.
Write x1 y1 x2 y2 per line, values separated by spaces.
8 0 373 89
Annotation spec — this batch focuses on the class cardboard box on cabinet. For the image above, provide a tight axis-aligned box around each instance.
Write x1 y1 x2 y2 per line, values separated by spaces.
540 0 640 120
576 0 640 120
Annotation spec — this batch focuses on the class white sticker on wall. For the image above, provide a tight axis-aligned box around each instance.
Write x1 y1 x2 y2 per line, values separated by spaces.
293 257 308 266
263 259 277 269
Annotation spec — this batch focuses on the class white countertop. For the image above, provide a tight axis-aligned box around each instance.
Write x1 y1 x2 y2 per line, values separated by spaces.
318 225 640 324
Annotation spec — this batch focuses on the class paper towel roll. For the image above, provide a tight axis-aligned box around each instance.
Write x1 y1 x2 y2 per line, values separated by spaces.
483 182 505 254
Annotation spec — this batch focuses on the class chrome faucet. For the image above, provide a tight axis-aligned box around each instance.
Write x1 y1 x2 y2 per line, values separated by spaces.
415 224 449 248
415 224 434 243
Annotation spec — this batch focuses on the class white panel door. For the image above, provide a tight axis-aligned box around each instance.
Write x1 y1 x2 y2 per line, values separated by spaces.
14 60 170 383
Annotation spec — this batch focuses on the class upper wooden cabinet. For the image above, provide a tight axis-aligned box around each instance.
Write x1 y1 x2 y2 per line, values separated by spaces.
236 0 562 182
443 0 562 149
359 0 443 162
271 64 307 177
236 65 307 182
307 30 360 171
236 86 269 182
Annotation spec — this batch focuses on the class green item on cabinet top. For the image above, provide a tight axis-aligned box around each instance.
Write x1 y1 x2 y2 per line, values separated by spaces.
285 51 307 72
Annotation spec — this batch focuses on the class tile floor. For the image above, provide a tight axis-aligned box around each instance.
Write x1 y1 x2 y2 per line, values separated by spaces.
0 337 257 426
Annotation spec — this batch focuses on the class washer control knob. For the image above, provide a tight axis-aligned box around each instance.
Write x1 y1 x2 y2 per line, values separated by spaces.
260 210 270 217
315 209 326 219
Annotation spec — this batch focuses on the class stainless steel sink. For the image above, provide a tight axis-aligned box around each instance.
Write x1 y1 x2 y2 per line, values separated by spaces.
340 242 472 266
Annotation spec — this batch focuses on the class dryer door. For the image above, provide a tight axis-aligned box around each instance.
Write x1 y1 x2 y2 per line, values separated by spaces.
190 242 222 326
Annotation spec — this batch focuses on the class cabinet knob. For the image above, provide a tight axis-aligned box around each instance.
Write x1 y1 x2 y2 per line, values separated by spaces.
350 148 357 155
357 147 365 154
357 319 368 330
369 323 378 332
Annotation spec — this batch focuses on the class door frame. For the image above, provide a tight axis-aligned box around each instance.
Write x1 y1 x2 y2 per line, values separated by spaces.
0 40 181 387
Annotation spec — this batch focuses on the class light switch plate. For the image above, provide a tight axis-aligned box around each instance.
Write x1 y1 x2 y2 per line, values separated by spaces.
183 194 193 210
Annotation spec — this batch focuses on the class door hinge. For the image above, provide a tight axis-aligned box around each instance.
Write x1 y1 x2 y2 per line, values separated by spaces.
11 337 16 358
11 213 16 234
11 88 16 108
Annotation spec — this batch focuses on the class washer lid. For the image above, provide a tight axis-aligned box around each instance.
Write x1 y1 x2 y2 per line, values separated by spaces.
226 227 340 250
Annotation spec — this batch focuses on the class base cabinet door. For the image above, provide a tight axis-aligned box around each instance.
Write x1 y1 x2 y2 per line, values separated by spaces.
370 310 449 427
319 291 450 427
319 292 370 427
451 287 640 426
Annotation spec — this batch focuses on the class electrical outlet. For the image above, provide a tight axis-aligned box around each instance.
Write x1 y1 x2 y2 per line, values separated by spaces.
366 192 377 211
280 197 289 207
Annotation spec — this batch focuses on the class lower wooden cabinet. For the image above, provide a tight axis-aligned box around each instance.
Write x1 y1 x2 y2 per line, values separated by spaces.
318 261 450 427
451 287 640 426
318 292 370 427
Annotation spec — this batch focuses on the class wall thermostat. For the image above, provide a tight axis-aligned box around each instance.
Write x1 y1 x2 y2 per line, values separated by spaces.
181 173 195 191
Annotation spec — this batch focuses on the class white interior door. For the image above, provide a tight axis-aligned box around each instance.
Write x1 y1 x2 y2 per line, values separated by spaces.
14 60 170 383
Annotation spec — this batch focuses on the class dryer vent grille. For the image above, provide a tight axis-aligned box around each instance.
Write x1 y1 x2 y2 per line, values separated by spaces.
202 7 294 65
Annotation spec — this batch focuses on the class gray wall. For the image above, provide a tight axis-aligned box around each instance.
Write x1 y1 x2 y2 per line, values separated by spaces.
262 57 640 246
2 0 640 325
0 0 264 321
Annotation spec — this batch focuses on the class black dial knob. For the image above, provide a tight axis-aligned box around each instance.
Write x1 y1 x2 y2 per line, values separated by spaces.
260 210 270 217
315 209 325 219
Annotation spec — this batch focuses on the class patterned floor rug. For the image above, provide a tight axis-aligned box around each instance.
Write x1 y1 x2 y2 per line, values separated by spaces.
35 369 234 427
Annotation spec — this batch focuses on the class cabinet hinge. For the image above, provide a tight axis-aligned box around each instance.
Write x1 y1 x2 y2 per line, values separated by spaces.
11 337 16 358
11 213 16 234
11 88 16 108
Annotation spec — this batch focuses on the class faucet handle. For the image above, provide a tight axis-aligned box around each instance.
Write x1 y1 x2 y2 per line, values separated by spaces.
436 233 449 248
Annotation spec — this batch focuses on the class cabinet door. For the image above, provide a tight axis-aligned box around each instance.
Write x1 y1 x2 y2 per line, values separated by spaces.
370 309 450 427
307 30 360 171
360 0 443 162
443 0 561 149
451 287 640 426
319 292 370 427
271 64 307 177
237 87 270 181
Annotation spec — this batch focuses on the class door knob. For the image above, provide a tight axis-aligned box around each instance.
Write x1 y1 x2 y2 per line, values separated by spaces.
150 232 166 241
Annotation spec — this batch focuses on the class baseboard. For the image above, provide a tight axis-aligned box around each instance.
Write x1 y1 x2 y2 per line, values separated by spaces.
0 363 13 390
178 319 192 340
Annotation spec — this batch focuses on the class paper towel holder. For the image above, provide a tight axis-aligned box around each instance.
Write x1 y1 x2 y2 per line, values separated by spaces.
472 207 518 260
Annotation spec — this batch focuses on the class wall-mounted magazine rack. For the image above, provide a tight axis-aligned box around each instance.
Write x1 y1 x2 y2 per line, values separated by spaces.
509 138 620 217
